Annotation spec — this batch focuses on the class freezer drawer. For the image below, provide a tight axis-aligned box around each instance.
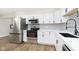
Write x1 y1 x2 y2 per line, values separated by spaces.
9 33 23 43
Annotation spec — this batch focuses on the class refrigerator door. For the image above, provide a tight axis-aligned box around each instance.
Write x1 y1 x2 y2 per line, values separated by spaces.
9 18 23 44
20 18 26 30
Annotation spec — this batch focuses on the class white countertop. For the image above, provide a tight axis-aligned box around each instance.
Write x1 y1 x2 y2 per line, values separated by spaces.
56 31 79 51
38 29 69 32
63 38 79 51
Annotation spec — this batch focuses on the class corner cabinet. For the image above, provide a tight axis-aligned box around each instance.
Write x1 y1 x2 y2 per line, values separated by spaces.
37 30 55 45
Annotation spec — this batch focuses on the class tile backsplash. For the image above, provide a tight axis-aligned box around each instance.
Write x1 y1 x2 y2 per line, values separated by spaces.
39 23 66 31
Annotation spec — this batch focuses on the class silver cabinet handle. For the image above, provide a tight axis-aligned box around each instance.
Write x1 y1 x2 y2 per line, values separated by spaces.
53 20 55 23
60 19 62 23
49 21 50 23
42 32 44 37
49 32 50 35
56 40 58 44
43 20 44 24
10 24 13 29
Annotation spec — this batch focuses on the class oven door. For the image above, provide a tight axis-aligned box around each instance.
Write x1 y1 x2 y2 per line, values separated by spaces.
27 30 37 37
62 44 71 51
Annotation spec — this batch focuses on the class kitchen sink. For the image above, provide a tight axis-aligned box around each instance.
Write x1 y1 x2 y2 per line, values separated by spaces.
59 33 79 38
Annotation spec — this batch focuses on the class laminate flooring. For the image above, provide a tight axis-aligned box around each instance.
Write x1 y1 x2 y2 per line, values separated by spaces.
0 36 56 51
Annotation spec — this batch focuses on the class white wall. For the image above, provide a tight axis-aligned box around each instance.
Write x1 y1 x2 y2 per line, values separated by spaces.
0 18 11 37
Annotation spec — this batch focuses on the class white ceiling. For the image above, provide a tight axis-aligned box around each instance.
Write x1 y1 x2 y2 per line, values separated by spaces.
0 8 59 17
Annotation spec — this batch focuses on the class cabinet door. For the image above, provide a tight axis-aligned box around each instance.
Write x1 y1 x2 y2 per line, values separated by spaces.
38 16 44 24
38 31 55 45
26 17 29 24
44 15 53 24
55 35 61 51
39 31 47 43
43 15 49 24
49 15 53 23
61 8 66 16
53 13 56 23
57 11 61 23
38 31 46 44
43 32 49 43
57 38 64 51
55 33 64 51
59 9 67 23
28 16 33 20
38 31 49 44
49 32 55 44
44 31 55 44
37 31 42 42
34 15 39 19
53 9 67 23
54 11 60 23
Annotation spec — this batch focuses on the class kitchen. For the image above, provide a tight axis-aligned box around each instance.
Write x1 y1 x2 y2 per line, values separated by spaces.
0 8 79 51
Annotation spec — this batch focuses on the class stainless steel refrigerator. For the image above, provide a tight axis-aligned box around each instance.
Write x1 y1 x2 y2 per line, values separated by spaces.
9 17 26 43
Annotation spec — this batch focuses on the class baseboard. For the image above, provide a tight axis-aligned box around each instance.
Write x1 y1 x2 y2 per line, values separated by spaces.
38 42 55 46
0 34 9 37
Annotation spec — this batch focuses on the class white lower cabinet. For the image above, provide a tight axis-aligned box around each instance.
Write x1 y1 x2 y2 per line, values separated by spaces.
55 38 63 51
55 33 64 51
42 31 50 44
37 30 55 45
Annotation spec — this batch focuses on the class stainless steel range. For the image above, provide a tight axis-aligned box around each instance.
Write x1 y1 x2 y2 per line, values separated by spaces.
27 18 39 38
27 28 39 37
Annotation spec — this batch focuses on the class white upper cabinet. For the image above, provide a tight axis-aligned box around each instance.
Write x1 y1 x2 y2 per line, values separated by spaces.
28 16 34 20
49 15 54 23
53 8 67 23
59 9 67 23
54 11 61 23
26 17 29 24
26 16 34 24
43 15 50 24
25 8 69 24
38 14 53 24
38 15 44 24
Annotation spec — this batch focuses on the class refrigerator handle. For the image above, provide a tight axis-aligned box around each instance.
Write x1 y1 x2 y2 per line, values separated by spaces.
10 24 13 29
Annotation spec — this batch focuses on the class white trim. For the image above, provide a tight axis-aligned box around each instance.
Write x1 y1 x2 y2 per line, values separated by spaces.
0 34 9 37
38 42 54 45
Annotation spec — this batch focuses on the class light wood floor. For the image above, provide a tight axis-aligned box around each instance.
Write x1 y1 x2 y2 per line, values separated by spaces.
0 36 56 51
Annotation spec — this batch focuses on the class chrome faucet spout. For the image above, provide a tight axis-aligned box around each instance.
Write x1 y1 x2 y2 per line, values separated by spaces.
66 19 78 35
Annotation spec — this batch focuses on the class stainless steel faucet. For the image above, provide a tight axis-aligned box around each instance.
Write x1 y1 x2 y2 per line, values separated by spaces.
66 19 78 35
